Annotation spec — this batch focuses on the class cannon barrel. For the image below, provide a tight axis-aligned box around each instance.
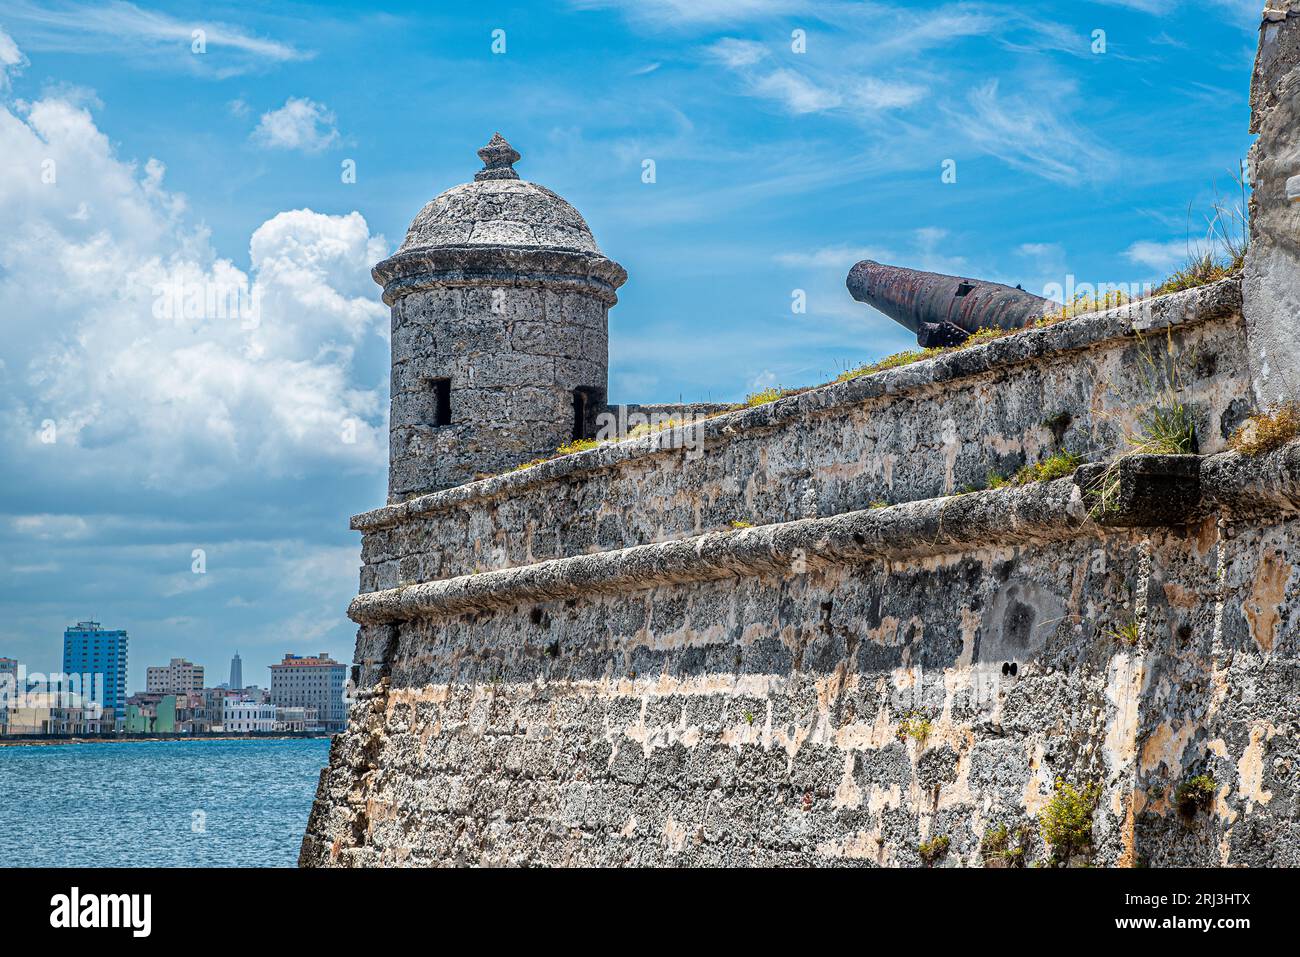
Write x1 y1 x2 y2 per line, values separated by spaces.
847 260 1056 346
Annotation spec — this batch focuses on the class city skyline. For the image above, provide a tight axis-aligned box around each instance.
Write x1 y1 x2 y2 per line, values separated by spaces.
5 625 322 701
0 1 1260 693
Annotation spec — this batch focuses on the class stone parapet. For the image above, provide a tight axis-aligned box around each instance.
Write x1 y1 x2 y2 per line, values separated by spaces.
353 279 1250 594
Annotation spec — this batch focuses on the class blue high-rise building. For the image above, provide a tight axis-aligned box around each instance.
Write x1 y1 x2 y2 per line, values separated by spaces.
62 620 128 721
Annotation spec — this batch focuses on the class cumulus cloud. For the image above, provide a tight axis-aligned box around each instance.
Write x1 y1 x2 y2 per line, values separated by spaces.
0 86 387 492
0 27 27 90
1125 238 1197 274
250 96 341 153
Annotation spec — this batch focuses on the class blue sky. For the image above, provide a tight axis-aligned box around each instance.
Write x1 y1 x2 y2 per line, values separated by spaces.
0 0 1260 691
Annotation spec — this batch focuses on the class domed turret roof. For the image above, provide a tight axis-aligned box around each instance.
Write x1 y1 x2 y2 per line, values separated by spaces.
394 133 604 257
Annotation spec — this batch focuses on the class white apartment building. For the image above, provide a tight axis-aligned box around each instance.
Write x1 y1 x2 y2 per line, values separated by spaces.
222 697 276 733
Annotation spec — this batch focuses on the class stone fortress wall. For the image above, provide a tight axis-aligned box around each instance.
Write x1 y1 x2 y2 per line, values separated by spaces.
300 10 1300 867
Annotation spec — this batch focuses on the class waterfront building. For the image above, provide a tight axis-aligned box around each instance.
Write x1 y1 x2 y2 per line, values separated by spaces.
202 686 237 718
61 620 127 724
174 692 210 732
222 697 275 733
123 694 173 733
0 657 18 734
0 656 17 713
6 691 109 735
269 653 347 732
145 657 205 695
275 706 321 732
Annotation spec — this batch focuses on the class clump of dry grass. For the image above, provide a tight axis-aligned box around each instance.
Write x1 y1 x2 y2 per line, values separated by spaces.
1088 329 1198 517
1229 403 1300 456
836 348 945 383
1037 289 1137 325
837 317 1076 387
981 451 1082 492
1107 619 1141 647
508 436 603 473
625 417 683 440
510 458 548 473
1152 252 1242 297
838 329 1038 384
555 438 600 456
1013 451 1084 484
1152 161 1249 298
962 326 1014 346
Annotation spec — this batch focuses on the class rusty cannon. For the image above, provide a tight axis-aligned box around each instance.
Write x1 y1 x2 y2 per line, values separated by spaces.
847 260 1057 347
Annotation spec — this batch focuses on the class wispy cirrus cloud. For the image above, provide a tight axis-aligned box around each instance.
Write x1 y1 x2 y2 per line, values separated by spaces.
946 78 1120 186
1092 0 1260 29
705 36 925 115
569 0 806 27
0 0 308 75
695 6 1133 185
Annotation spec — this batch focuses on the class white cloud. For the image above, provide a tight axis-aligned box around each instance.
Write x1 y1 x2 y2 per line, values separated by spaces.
1017 242 1064 259
0 89 387 491
1096 0 1257 26
775 245 886 269
10 514 90 540
852 77 925 110
250 97 340 153
706 37 923 116
947 79 1118 186
1093 0 1164 10
911 226 971 275
753 68 842 113
1125 238 1196 273
708 37 766 69
0 0 307 75
0 27 28 89
571 0 803 27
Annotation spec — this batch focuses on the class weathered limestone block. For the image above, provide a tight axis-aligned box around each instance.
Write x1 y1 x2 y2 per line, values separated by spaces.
1245 1 1300 404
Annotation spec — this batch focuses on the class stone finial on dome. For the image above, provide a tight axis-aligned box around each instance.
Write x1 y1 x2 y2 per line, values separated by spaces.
475 132 521 181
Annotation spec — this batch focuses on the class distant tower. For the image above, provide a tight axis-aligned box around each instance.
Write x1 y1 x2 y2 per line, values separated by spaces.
373 133 627 502
229 652 242 690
